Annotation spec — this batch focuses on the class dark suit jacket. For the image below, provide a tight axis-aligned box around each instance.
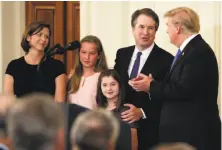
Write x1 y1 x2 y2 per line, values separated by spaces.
150 35 221 150
114 44 173 150
59 103 89 150
115 120 132 150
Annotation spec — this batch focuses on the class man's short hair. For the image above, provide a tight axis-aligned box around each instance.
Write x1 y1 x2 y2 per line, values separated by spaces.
131 8 160 31
7 93 63 150
70 109 119 150
164 7 200 33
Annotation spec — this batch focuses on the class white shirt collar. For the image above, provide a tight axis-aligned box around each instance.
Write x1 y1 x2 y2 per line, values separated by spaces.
180 34 198 52
128 42 154 77
134 42 154 57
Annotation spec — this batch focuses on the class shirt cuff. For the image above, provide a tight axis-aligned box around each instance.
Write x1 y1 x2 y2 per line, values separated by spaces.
148 79 153 100
148 92 151 100
140 108 147 119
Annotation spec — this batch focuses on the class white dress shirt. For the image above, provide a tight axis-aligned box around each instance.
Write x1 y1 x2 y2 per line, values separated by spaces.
180 34 198 52
128 42 154 119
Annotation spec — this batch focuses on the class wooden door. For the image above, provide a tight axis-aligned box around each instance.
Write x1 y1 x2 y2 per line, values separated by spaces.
26 1 80 74
66 1 80 74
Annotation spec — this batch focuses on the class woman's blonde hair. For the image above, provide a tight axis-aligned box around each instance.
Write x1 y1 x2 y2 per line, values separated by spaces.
68 35 108 93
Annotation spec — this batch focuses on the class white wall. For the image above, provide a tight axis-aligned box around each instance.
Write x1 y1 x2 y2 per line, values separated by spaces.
0 1 25 92
80 1 221 66
81 1 221 112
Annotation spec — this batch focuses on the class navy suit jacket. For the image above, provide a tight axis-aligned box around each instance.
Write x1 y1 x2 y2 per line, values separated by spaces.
150 35 221 150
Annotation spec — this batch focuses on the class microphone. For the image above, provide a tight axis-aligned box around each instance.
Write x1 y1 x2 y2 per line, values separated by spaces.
64 40 81 50
55 41 81 55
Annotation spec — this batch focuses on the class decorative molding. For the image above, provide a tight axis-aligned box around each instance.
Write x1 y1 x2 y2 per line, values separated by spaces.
0 2 2 92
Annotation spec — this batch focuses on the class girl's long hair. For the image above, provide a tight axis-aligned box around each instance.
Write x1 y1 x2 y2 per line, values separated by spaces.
96 69 125 110
68 35 108 93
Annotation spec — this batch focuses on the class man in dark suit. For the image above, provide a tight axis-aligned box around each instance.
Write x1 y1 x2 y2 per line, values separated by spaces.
129 7 221 150
114 8 173 150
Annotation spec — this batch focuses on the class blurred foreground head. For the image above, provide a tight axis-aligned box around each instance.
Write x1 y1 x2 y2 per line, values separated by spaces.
0 93 15 117
7 93 64 150
152 142 196 150
0 93 15 137
70 109 119 150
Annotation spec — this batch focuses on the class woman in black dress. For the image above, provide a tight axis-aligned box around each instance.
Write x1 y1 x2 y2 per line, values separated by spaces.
4 21 66 102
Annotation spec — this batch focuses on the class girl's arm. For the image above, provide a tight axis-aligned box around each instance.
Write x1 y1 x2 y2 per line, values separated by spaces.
55 73 66 102
131 128 138 150
67 69 75 79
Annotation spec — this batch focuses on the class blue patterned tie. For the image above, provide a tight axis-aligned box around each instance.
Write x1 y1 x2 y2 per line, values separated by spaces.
130 52 142 79
170 49 182 71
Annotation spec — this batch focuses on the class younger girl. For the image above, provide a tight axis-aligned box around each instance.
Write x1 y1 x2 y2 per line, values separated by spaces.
96 69 138 150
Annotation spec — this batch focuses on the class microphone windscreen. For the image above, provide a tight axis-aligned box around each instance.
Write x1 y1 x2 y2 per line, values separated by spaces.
66 41 81 50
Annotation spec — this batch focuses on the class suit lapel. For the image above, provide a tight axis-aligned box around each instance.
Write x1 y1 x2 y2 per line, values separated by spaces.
169 50 185 73
140 44 159 74
124 46 135 79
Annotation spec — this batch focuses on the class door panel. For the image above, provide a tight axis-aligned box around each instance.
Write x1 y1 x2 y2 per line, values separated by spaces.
66 1 80 74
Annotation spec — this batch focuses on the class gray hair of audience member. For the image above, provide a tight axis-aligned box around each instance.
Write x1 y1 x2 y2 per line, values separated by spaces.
151 142 196 150
7 93 64 150
70 109 120 150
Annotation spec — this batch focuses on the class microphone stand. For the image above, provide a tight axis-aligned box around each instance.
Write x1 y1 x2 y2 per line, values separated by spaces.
35 44 62 93
37 44 61 71
37 41 80 71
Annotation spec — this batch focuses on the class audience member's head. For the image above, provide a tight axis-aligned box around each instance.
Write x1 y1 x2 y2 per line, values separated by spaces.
70 109 119 150
151 142 196 150
7 93 64 150
0 93 15 137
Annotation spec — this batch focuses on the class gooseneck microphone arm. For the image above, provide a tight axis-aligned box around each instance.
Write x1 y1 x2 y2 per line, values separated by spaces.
46 41 81 57
37 41 81 71
37 43 61 71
